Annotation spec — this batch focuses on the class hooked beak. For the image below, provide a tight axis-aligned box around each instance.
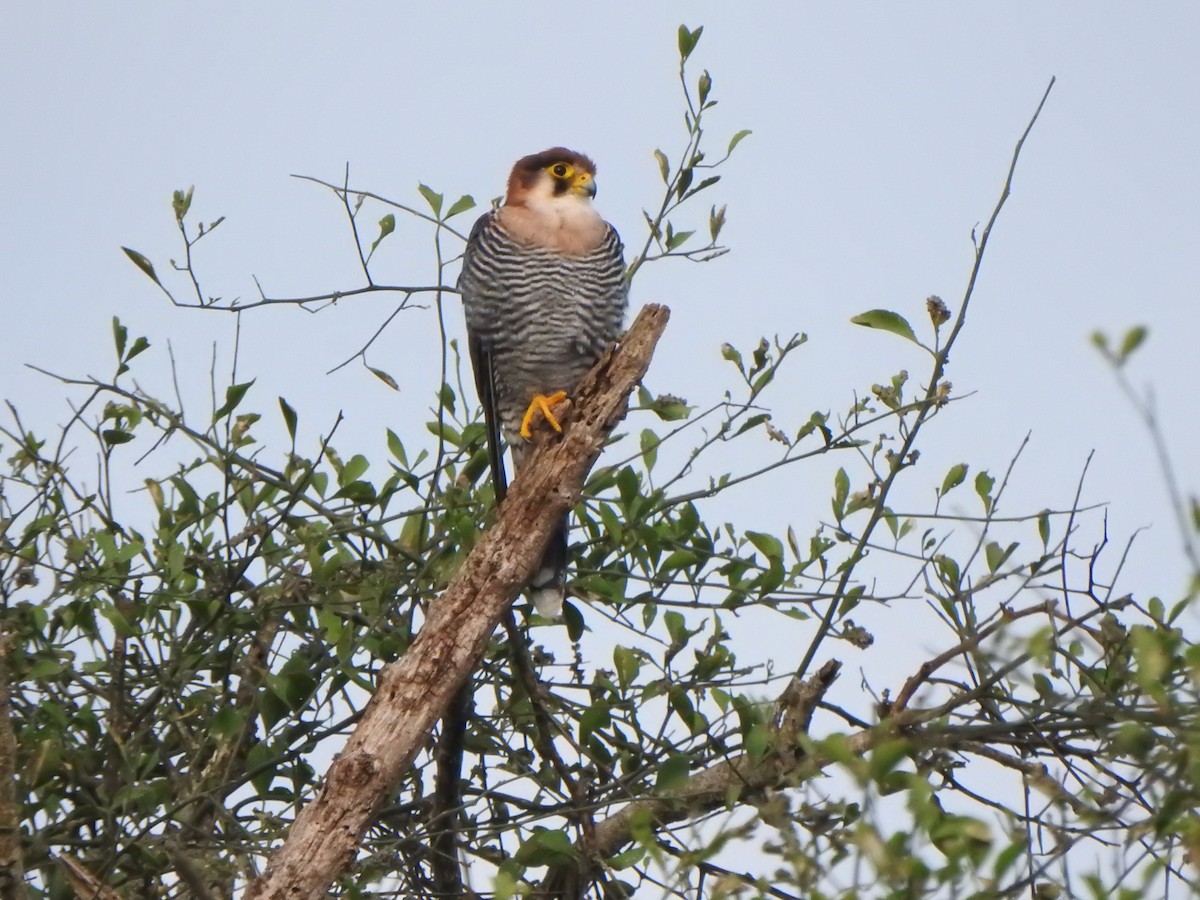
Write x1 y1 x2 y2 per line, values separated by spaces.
573 172 597 199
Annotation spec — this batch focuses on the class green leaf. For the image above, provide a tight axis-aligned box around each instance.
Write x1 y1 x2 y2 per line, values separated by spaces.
1037 509 1050 548
869 739 911 780
992 839 1029 880
786 526 802 563
682 175 719 200
636 384 653 408
279 397 298 441
727 129 752 154
653 149 669 183
709 203 727 240
445 194 476 219
1118 325 1148 363
426 419 463 447
661 551 700 577
698 70 712 104
335 481 376 504
214 380 256 423
746 530 783 566
607 846 646 870
29 658 68 679
113 539 144 565
639 429 659 471
339 454 370 486
664 610 687 645
650 394 691 421
613 645 642 690
121 247 161 285
144 478 164 511
125 336 150 362
677 24 703 62
417 183 443 217
369 213 395 255
655 753 690 792
579 701 611 744
514 828 576 866
798 410 831 444
246 741 277 794
563 600 585 642
665 228 695 251
674 168 693 200
1148 596 1164 622
386 428 408 466
975 470 995 514
985 541 1018 572
883 508 900 538
937 555 961 589
369 367 399 391
1130 625 1169 696
940 463 968 497
833 468 850 519
112 318 129 361
211 705 242 739
930 813 992 864
721 342 744 373
172 185 194 222
102 429 134 446
850 309 918 344
816 734 854 768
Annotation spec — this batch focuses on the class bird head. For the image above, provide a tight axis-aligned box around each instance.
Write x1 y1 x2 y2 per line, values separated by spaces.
505 148 599 208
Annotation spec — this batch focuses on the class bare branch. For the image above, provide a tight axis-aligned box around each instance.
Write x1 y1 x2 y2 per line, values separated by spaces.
54 855 121 900
576 660 842 874
790 77 1056 685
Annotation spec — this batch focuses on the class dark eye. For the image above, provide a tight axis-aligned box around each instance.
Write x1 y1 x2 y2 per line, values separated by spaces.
552 164 568 177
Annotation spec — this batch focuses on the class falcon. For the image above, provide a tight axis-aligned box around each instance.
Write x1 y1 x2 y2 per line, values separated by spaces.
459 148 628 616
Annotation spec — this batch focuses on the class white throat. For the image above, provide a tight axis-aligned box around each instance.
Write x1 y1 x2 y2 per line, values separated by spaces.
524 191 601 231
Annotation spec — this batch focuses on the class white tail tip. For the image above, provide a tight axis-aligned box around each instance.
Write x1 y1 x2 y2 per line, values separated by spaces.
531 586 565 618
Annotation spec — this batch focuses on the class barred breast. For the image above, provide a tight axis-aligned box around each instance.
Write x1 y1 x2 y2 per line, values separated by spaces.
459 209 628 439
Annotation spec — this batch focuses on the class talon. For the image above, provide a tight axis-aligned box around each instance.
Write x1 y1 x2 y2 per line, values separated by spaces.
519 391 569 439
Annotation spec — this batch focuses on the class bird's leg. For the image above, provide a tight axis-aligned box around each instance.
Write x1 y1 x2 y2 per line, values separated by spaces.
519 391 569 439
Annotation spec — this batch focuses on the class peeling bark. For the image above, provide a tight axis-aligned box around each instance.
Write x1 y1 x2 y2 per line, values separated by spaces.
245 304 670 900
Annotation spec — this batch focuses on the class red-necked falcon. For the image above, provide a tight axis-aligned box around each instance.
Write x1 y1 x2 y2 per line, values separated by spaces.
458 148 628 616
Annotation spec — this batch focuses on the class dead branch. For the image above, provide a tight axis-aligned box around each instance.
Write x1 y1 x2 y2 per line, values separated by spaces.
245 304 671 900
54 855 120 900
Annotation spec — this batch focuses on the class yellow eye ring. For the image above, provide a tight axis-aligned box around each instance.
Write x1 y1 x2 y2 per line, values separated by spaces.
552 163 570 178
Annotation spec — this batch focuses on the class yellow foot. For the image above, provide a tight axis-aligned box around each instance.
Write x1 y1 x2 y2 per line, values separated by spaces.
519 391 569 439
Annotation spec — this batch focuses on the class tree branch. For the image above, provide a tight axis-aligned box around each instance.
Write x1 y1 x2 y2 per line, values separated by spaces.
245 304 671 900
548 659 842 891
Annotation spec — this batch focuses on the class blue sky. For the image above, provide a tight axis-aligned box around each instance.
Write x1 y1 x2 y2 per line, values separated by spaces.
3 5 1197 671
